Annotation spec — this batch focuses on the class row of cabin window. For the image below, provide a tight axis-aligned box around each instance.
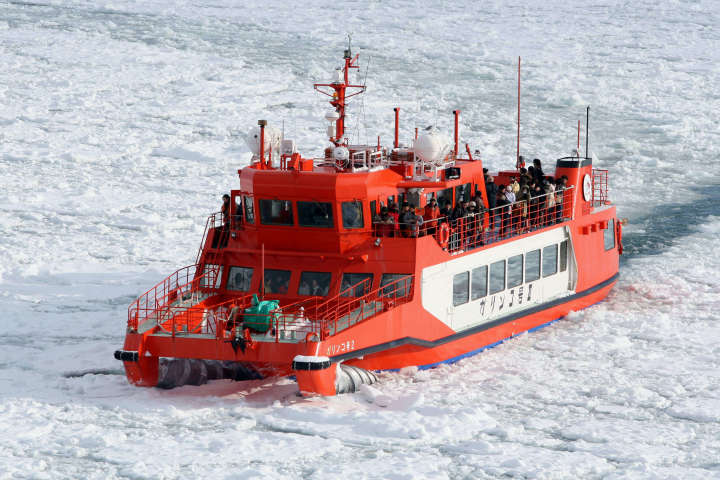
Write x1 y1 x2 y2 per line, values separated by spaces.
452 240 569 307
238 183 479 230
212 266 410 298
238 197 364 229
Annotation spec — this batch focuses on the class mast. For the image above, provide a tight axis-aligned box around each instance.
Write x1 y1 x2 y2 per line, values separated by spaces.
314 42 366 146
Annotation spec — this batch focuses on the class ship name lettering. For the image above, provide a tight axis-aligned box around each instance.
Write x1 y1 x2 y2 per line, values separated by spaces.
508 289 514 308
326 340 355 356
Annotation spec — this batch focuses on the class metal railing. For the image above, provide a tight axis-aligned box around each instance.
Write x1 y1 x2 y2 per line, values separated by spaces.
373 186 575 253
127 263 221 331
273 275 414 340
149 275 413 344
592 169 609 207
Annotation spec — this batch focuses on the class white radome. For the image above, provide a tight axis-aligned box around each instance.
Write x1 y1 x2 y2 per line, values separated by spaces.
245 125 282 155
413 127 451 165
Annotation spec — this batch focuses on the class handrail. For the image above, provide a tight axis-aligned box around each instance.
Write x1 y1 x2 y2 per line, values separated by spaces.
373 185 576 253
127 263 221 330
196 211 223 264
269 275 412 340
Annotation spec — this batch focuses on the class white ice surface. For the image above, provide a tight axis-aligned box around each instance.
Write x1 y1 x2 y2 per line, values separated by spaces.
1 0 719 478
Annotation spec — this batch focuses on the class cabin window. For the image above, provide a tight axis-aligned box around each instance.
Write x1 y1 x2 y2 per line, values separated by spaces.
437 188 453 211
425 192 436 204
525 249 541 282
489 260 505 294
604 219 615 251
263 269 291 294
340 273 373 297
232 196 243 226
298 271 331 296
455 183 471 205
471 265 488 300
453 272 469 306
227 267 253 291
380 274 411 298
543 245 558 277
200 264 223 289
406 191 420 208
259 199 294 226
297 201 334 228
508 254 523 288
243 196 255 224
560 240 568 272
341 201 364 229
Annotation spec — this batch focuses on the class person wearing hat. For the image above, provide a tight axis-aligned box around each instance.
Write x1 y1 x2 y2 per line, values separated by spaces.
373 205 395 237
423 197 439 236
219 194 231 247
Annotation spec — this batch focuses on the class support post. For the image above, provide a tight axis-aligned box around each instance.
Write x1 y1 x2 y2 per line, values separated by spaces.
517 57 521 168
453 110 460 158
394 108 400 148
585 106 590 159
258 120 267 168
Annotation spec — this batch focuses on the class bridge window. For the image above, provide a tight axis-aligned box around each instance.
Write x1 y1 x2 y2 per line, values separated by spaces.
200 264 223 289
543 244 558 277
508 254 523 288
455 183 472 205
232 196 243 225
298 271 331 296
342 201 364 229
525 249 540 282
259 199 294 226
227 266 253 291
453 272 469 306
263 269 291 294
489 259 506 294
471 265 488 300
604 219 615 251
341 273 373 297
298 201 334 228
243 196 255 224
560 240 568 272
437 188 453 210
381 274 411 298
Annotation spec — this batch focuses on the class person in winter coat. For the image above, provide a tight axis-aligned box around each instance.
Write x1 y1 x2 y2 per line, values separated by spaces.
544 179 556 226
518 186 532 232
423 198 439 235
532 158 545 184
373 206 395 237
485 176 498 228
555 176 568 223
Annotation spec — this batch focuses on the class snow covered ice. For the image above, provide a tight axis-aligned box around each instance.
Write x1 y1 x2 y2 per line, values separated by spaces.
1 0 719 478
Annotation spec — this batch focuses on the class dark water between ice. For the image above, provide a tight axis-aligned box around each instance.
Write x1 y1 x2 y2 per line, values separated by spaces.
621 185 720 263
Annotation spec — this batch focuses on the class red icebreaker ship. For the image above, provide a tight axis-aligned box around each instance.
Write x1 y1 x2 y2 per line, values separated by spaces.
116 48 622 396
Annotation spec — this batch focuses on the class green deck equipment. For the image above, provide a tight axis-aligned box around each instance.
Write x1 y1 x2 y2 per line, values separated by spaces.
242 294 279 333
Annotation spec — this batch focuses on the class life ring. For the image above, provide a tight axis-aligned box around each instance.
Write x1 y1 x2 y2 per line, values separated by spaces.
438 223 450 249
305 332 320 343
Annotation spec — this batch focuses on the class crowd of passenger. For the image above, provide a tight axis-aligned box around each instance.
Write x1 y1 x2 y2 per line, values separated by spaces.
372 158 571 247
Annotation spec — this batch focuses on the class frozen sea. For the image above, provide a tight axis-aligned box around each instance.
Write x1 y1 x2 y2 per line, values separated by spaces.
1 0 719 478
